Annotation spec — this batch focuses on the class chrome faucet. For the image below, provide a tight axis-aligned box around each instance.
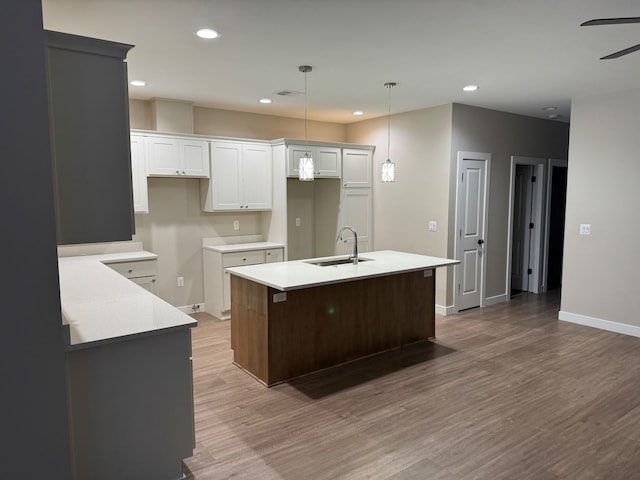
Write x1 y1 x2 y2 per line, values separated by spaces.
336 226 358 264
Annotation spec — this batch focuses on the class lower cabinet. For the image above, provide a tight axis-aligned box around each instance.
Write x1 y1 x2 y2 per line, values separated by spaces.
105 258 157 294
203 245 284 320
66 328 194 480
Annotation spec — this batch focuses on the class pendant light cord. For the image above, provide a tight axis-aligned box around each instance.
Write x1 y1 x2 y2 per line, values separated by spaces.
304 69 308 148
385 82 396 162
387 83 391 161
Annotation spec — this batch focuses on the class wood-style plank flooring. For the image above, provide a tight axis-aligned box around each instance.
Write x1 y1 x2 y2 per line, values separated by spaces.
184 291 640 479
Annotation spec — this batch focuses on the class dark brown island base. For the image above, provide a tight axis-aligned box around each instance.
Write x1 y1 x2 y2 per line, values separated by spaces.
228 250 458 386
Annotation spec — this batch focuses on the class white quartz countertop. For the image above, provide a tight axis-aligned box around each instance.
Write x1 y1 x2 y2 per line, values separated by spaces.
202 242 284 253
58 251 196 351
226 250 459 291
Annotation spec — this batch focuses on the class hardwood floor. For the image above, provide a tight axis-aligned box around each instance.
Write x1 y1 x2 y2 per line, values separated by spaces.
184 291 640 479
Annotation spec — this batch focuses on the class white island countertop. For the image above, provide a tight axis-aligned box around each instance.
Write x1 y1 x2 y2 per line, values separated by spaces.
58 251 196 351
226 250 459 291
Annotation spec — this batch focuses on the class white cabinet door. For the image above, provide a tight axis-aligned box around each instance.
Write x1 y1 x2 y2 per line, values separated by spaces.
147 136 180 176
203 141 272 212
265 248 284 263
287 145 310 178
338 189 372 255
287 145 341 178
208 142 243 210
146 135 210 178
342 148 372 188
315 146 341 177
131 275 157 294
242 143 272 210
130 135 149 213
180 139 209 177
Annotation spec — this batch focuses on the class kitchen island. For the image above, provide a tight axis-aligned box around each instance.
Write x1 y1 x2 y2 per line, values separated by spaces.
227 250 458 386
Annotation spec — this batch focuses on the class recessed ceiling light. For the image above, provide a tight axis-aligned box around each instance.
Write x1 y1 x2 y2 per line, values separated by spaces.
463 85 479 92
542 106 558 111
130 80 146 87
353 111 364 116
548 114 560 120
259 98 272 104
196 28 220 39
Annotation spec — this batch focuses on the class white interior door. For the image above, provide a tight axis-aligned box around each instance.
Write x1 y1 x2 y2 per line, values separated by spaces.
455 152 490 311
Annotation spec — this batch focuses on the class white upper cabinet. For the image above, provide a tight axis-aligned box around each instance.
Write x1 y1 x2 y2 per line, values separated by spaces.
146 136 210 178
342 148 373 188
202 141 272 212
130 134 149 214
287 145 341 178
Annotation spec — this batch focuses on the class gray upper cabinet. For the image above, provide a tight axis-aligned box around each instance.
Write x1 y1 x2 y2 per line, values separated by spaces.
45 31 134 245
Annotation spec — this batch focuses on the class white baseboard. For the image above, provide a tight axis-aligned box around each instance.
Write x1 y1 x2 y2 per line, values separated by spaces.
485 293 507 306
177 303 206 315
559 310 640 338
436 304 457 316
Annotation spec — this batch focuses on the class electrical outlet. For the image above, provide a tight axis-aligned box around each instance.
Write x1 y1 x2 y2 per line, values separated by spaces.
233 220 239 231
177 276 184 287
580 224 591 235
428 221 437 232
295 217 301 227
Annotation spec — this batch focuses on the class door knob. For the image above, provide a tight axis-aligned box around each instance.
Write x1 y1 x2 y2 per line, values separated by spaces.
477 239 484 245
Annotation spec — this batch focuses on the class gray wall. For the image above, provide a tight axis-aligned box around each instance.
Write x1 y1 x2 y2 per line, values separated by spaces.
449 104 570 303
1 0 72 477
561 89 640 327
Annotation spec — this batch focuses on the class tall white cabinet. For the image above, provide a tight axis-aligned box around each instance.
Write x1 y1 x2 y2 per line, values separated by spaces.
338 148 373 255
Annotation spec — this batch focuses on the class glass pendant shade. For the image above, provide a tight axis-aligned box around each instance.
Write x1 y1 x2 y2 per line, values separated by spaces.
381 158 396 182
299 152 314 181
382 82 397 184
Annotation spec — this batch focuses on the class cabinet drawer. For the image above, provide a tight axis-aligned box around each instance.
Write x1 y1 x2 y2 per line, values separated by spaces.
106 260 157 279
265 248 284 263
222 250 265 267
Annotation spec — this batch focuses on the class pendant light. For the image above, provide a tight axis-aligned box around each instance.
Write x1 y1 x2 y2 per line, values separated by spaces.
299 65 314 181
381 82 396 183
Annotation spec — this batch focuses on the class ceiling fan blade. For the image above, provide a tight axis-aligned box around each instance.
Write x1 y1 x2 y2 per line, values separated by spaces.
581 17 640 26
601 43 640 59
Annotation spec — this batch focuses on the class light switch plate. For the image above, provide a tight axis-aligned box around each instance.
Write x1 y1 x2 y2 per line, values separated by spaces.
428 221 437 232
580 224 591 235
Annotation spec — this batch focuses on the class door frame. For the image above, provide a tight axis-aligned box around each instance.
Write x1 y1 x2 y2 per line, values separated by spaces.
506 156 546 298
542 158 568 290
454 151 491 312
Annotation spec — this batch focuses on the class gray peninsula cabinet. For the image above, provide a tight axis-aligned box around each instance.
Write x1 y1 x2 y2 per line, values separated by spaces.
44 31 134 245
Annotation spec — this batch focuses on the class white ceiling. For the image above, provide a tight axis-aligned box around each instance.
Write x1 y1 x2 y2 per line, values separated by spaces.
41 0 640 124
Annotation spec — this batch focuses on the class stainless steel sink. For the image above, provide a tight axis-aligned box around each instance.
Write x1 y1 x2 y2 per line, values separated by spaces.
306 257 371 267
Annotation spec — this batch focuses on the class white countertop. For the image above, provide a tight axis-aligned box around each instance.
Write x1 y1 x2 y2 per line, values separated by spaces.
202 241 284 253
58 251 196 351
226 250 459 291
